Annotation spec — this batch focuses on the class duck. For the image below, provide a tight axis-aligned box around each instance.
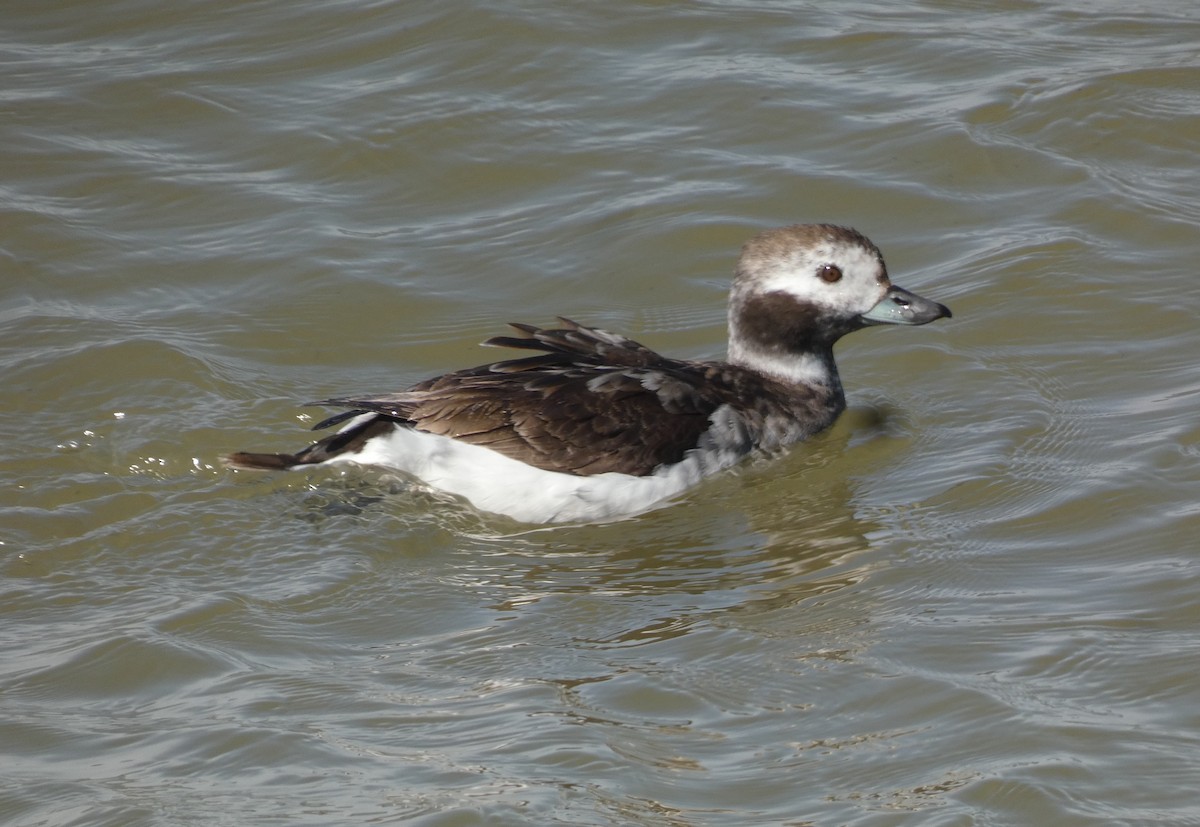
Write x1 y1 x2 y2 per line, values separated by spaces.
224 224 951 524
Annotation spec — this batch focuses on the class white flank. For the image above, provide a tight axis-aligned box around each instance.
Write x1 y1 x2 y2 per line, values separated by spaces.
319 422 734 524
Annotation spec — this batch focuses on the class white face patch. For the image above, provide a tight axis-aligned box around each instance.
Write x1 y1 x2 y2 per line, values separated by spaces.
743 237 889 318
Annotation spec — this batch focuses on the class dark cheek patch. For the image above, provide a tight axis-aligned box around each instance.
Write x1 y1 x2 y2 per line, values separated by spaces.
736 292 827 352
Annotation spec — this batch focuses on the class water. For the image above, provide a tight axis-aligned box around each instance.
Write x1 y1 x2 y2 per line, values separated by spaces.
3 1 1200 824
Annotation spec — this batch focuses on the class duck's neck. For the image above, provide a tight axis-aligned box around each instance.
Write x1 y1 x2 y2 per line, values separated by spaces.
727 291 845 399
728 338 843 396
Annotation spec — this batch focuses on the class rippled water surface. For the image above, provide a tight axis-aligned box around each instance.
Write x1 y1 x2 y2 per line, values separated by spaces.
4 2 1200 824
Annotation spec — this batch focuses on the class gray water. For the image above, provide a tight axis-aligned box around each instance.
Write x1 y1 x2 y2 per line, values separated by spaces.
4 2 1200 825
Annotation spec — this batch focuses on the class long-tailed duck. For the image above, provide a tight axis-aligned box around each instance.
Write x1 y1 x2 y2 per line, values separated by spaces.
225 224 950 523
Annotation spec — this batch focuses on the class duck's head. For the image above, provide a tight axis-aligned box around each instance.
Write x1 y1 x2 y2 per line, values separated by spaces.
727 223 951 385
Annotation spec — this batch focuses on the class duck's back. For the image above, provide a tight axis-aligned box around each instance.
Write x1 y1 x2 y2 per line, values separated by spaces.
307 319 835 477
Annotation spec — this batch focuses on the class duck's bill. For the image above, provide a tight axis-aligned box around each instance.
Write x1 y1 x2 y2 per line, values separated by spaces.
861 285 952 326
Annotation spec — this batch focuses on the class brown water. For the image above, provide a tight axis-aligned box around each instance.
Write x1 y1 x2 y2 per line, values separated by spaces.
4 2 1200 825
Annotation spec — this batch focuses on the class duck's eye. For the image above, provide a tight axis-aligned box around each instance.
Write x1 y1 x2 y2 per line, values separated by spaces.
817 264 843 284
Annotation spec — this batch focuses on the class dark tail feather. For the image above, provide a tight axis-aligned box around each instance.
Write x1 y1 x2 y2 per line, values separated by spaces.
224 415 400 472
222 451 304 471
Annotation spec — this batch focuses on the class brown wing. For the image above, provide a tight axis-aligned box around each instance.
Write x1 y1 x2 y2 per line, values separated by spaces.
312 319 732 476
